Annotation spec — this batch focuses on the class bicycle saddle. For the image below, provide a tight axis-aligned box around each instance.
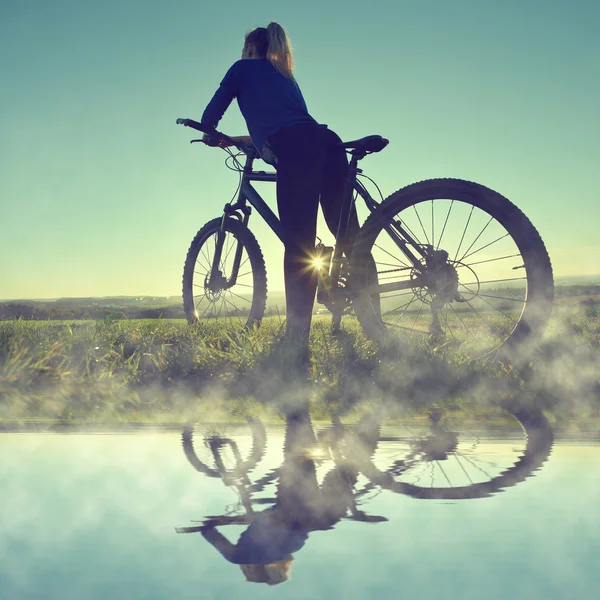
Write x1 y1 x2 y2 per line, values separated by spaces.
340 135 389 153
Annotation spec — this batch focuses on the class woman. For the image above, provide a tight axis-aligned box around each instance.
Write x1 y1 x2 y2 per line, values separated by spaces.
199 22 360 369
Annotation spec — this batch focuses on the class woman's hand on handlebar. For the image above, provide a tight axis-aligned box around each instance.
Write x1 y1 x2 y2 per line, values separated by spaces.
202 133 253 149
202 133 229 148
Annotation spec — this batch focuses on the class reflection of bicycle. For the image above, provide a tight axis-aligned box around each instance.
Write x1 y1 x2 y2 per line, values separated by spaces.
181 417 266 482
180 395 553 510
180 413 388 526
342 396 554 500
176 118 554 359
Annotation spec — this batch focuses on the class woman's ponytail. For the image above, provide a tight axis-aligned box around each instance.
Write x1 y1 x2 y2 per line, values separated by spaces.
266 22 295 81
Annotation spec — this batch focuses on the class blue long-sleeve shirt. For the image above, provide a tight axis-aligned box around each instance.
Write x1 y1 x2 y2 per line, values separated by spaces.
200 59 318 152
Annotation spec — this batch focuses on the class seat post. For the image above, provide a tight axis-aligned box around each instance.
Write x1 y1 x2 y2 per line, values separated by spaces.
329 151 363 288
334 152 362 245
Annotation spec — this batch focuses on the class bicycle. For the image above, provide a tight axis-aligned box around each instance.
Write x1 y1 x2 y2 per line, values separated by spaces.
176 118 554 359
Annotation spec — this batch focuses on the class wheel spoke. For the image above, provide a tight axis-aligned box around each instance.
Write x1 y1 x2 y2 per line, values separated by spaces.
453 205 474 261
196 250 212 272
413 204 430 246
200 302 214 319
228 290 252 304
448 302 477 340
458 285 519 325
453 453 474 485
382 294 419 320
410 300 425 331
374 243 411 268
435 461 454 487
464 253 521 267
460 276 527 287
200 241 213 270
458 215 494 263
461 232 510 262
456 295 503 340
193 293 207 310
436 200 454 250
440 306 460 347
379 289 417 301
475 292 526 304
457 453 494 480
431 199 435 252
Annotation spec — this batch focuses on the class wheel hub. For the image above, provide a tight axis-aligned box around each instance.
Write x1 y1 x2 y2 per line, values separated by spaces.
204 271 228 301
417 430 459 461
412 249 460 305
425 250 459 302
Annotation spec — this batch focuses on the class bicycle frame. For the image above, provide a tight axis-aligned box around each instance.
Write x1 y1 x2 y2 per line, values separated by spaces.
212 149 433 297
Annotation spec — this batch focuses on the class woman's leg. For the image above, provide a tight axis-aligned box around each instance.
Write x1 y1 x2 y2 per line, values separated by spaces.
319 130 381 319
267 125 328 342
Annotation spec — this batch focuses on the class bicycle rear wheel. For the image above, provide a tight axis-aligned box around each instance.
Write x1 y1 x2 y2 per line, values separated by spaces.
352 396 554 500
182 217 267 326
351 179 554 359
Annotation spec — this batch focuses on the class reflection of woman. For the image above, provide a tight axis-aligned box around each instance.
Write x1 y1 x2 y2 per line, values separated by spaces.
178 410 386 586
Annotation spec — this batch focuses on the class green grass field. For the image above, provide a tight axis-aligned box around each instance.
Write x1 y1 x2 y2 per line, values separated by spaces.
0 308 598 430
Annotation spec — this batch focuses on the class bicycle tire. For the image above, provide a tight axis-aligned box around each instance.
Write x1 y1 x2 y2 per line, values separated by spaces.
181 417 267 479
351 178 554 359
353 396 554 500
182 217 267 326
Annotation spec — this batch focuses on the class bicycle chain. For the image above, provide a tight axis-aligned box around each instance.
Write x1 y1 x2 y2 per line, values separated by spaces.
377 267 412 275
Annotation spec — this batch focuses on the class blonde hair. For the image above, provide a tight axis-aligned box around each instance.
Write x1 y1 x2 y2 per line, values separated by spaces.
244 22 295 81
240 559 293 586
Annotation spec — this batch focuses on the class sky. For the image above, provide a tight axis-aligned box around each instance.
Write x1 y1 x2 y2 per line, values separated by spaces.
1 0 599 299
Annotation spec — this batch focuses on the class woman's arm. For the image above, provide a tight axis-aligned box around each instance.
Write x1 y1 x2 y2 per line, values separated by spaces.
200 62 240 130
200 527 238 562
230 135 253 145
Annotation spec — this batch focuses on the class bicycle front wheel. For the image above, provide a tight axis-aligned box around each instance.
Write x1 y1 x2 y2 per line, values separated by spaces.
182 217 267 326
351 179 554 359
181 417 267 479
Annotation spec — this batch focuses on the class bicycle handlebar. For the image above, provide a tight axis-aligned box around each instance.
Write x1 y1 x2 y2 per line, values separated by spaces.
176 117 257 156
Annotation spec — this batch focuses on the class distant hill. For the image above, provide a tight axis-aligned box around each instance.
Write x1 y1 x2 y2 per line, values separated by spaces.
1 276 599 321
0 292 288 321
554 274 600 286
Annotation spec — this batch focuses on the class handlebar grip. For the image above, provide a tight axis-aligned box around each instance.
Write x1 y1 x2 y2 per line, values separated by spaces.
176 118 239 150
176 118 212 133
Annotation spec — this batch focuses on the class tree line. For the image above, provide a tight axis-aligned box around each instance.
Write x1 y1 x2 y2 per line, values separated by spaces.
0 303 186 321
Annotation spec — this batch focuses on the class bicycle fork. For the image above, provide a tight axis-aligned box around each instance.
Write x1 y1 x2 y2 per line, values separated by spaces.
207 204 251 292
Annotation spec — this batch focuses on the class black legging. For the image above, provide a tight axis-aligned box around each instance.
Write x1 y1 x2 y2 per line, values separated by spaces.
267 123 359 337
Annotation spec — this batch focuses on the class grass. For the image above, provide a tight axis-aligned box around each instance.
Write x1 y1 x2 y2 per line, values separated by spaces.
0 308 599 430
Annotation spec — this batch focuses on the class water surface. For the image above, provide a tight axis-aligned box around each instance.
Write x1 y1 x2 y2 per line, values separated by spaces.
0 426 598 599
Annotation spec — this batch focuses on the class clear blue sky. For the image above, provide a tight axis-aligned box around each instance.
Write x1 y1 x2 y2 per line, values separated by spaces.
1 0 598 299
